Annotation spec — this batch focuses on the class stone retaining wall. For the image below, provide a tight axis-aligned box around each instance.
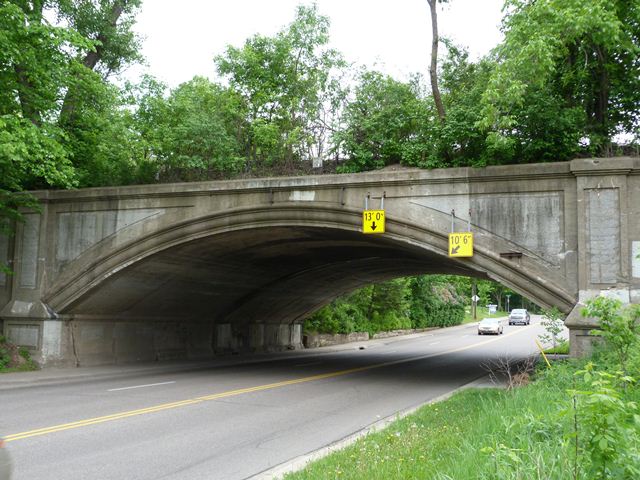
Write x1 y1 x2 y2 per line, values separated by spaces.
303 328 436 348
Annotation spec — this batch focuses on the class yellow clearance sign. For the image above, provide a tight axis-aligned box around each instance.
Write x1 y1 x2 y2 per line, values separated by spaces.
362 210 385 234
449 232 473 257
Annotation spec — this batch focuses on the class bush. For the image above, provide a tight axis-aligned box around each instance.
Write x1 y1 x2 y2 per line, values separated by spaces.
303 275 464 335
0 336 38 372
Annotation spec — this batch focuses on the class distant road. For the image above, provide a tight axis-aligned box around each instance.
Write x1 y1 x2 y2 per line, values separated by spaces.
2 317 548 480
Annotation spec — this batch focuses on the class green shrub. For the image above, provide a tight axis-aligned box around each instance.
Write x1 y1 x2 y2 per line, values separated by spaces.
0 345 10 369
304 275 465 335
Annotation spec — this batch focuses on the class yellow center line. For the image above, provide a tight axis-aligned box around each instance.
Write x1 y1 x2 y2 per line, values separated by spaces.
4 324 534 443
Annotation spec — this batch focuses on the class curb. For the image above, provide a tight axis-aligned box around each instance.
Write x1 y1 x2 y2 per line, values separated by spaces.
248 374 500 480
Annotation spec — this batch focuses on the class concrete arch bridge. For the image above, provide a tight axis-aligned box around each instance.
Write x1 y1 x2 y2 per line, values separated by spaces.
1 157 638 366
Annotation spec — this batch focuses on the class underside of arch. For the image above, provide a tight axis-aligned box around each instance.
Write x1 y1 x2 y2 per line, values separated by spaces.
52 206 575 325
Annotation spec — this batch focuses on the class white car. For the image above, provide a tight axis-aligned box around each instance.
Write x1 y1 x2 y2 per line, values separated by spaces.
478 318 504 335
509 308 531 325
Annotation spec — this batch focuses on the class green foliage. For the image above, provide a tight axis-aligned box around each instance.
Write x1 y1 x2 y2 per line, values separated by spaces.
544 340 569 355
583 297 640 375
569 365 640 479
304 275 464 335
215 4 345 169
0 335 37 372
335 71 434 172
0 0 145 236
540 307 566 349
480 0 640 157
0 343 10 369
408 276 465 328
133 76 247 182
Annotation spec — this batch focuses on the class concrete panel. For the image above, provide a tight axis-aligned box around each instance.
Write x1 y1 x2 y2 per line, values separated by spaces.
586 189 620 284
291 324 302 348
55 209 162 272
73 322 115 366
114 322 155 363
19 213 40 288
289 191 316 201
414 192 564 264
187 323 214 359
250 324 265 350
472 192 563 265
154 323 187 360
41 320 67 364
264 324 298 351
6 322 39 348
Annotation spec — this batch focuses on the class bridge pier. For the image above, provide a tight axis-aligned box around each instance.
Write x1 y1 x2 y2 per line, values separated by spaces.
215 323 303 354
566 157 640 356
1 317 303 366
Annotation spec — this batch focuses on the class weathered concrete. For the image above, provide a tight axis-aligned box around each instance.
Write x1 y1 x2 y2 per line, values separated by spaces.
1 157 638 365
304 332 370 348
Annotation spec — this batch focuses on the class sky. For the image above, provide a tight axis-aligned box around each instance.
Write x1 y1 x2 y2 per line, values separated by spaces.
128 0 506 88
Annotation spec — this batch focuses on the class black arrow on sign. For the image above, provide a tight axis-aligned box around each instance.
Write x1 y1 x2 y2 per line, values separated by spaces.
451 246 460 254
370 222 377 231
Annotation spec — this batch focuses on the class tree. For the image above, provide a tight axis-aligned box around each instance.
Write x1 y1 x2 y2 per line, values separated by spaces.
539 307 565 348
215 4 345 170
134 77 248 182
0 0 145 232
480 0 640 157
335 71 433 172
426 0 447 123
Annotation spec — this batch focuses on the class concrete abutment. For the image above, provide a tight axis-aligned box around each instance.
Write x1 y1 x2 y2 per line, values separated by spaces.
1 317 303 366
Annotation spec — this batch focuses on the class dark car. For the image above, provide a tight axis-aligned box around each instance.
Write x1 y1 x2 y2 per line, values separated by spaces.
508 308 530 325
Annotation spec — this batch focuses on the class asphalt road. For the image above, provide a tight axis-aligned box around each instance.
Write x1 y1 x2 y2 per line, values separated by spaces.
1 317 553 480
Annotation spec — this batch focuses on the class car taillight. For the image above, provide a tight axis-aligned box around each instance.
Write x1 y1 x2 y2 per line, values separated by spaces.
0 439 5 448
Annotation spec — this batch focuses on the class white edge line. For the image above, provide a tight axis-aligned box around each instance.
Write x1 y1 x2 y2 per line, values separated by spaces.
107 381 176 392
248 375 498 480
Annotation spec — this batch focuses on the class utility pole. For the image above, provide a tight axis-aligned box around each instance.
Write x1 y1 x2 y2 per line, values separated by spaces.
472 279 477 321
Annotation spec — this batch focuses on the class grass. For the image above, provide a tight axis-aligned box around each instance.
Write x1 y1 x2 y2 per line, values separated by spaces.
543 340 570 355
462 309 508 325
284 358 622 480
1 362 39 373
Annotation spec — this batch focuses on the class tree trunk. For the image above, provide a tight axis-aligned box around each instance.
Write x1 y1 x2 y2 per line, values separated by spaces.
427 0 446 123
14 1 45 126
14 64 42 126
592 46 611 156
59 0 127 126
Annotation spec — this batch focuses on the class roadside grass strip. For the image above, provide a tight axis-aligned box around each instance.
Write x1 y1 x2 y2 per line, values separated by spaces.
284 356 640 480
5 327 532 443
283 363 579 480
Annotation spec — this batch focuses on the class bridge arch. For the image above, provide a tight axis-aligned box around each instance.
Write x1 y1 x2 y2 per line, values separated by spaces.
46 203 575 332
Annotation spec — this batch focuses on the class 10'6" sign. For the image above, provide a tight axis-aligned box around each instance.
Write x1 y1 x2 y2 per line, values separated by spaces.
448 232 473 257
